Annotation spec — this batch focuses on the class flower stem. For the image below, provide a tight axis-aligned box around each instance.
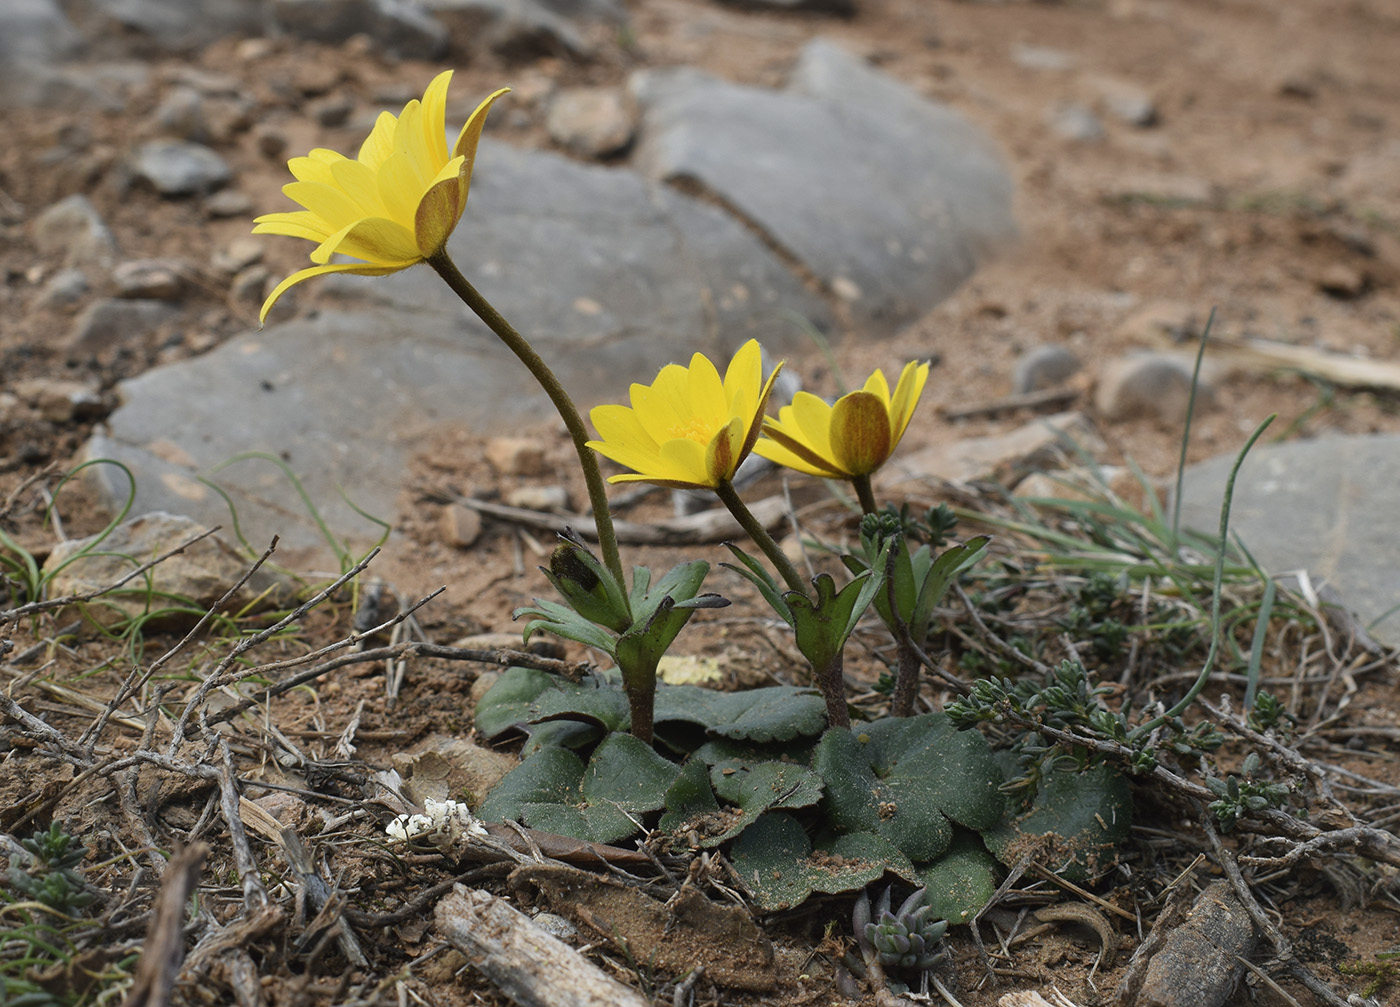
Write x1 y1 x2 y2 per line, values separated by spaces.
852 474 878 516
815 653 852 729
429 251 627 594
713 479 807 596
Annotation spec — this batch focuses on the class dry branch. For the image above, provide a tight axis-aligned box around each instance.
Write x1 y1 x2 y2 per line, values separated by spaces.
434 884 651 1007
121 842 208 1007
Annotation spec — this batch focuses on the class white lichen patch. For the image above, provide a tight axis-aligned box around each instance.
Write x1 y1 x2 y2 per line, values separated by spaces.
385 798 488 852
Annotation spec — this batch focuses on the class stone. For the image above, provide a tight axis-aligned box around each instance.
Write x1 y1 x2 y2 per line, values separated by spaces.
1047 101 1104 143
311 92 356 128
1011 44 1075 71
41 511 290 626
546 86 635 158
1095 352 1211 424
0 0 79 73
32 268 92 312
1013 465 1158 514
204 189 255 218
531 913 577 941
112 258 186 301
212 237 265 276
1316 262 1366 298
1086 75 1158 127
1176 433 1400 646
32 195 117 269
485 437 547 476
504 485 570 512
1134 883 1256 1007
442 504 483 548
713 0 854 12
148 86 208 141
633 40 1015 335
66 298 179 358
12 378 105 424
129 140 231 197
1011 344 1081 394
877 412 1104 496
228 265 272 313
271 0 450 59
423 0 590 61
84 0 267 51
1114 300 1202 343
10 61 151 112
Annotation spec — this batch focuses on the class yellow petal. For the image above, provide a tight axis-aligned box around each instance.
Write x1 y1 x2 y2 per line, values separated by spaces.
357 110 399 169
738 358 783 463
786 392 837 464
420 70 453 166
862 367 892 405
280 181 364 230
687 351 727 423
705 415 745 484
590 403 658 452
830 390 892 476
258 262 401 325
312 216 420 266
252 212 336 244
754 432 845 478
659 436 711 487
722 339 762 405
453 88 510 204
889 360 930 443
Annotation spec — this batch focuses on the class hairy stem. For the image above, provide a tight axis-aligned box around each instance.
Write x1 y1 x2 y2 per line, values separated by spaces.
713 479 808 596
852 473 878 516
429 252 626 595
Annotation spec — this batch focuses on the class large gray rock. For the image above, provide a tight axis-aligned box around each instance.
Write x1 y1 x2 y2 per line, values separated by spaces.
0 0 80 70
632 39 1015 333
271 0 449 59
1177 433 1400 645
83 0 267 52
85 141 832 565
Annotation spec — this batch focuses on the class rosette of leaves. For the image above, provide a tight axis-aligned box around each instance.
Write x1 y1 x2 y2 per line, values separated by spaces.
854 886 948 973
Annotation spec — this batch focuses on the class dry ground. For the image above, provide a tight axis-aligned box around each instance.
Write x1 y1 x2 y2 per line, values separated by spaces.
4 0 1400 1005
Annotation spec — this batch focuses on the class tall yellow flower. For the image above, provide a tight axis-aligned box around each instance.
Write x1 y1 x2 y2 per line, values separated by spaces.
253 72 508 324
587 339 783 490
755 360 929 479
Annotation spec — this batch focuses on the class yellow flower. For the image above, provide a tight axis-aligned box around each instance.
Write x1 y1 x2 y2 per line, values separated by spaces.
587 339 783 490
253 71 508 324
755 360 929 478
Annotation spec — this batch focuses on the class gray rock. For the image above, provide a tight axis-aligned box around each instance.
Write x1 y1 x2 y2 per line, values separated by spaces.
83 139 833 565
633 40 1015 334
11 378 105 424
546 86 635 159
112 259 186 301
1177 433 1400 646
42 511 290 627
1047 101 1105 142
712 0 854 13
505 485 571 512
0 0 80 71
1087 75 1158 127
67 298 179 358
1012 344 1081 394
1011 44 1075 71
441 504 483 548
324 140 833 398
421 0 589 61
8 61 150 111
33 268 92 312
204 189 256 218
534 0 625 18
147 86 209 141
130 140 232 196
1095 353 1210 424
85 0 267 52
32 195 117 269
271 0 450 59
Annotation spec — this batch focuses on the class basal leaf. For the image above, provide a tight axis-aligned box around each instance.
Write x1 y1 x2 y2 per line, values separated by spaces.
915 831 1002 926
985 762 1132 881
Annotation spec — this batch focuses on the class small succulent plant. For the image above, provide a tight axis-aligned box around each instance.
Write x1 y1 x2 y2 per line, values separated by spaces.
853 886 948 972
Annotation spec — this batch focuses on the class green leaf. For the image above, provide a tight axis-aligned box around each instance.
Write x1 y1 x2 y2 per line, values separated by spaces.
984 762 1132 881
910 536 990 632
659 757 719 833
730 812 916 912
473 666 557 739
680 760 825 847
786 566 882 671
520 719 601 756
722 544 792 626
515 597 619 655
654 684 828 743
813 715 1005 862
915 832 1003 926
478 734 680 844
530 685 631 733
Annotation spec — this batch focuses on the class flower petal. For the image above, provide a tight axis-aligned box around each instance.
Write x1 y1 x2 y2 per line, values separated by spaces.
756 422 846 478
453 88 510 204
888 360 930 444
706 415 745 484
830 390 893 476
258 262 401 325
312 216 420 266
658 436 711 487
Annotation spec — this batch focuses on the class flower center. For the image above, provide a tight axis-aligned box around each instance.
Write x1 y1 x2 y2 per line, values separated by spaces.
669 416 718 445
